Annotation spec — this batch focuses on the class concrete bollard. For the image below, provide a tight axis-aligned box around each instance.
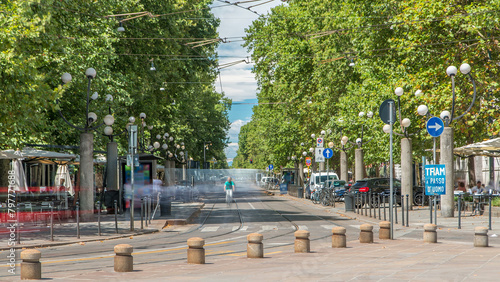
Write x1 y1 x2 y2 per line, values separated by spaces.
423 224 437 243
359 224 374 243
21 249 42 280
474 227 488 247
294 230 310 253
247 233 264 258
331 227 346 248
114 244 133 272
187 237 205 264
379 221 391 240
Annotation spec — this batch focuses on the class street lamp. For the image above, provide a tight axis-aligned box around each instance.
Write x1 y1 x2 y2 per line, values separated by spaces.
58 68 102 221
203 141 212 169
417 63 477 217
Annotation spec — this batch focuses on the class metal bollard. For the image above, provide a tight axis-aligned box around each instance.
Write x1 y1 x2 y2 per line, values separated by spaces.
187 237 205 264
294 230 310 253
331 227 346 248
149 196 152 224
369 192 372 218
423 223 437 243
76 202 80 239
394 195 398 224
50 202 54 241
140 198 144 230
406 194 409 227
401 195 405 226
378 194 381 220
21 249 42 280
114 200 118 234
383 195 386 221
364 193 368 216
97 201 101 236
458 194 462 229
247 233 264 258
488 195 492 230
474 227 488 247
114 244 133 272
430 195 433 224
379 221 390 240
16 204 20 244
355 193 359 214
144 198 148 228
359 224 374 243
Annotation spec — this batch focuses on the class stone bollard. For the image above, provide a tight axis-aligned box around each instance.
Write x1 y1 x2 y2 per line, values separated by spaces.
423 224 437 243
21 249 42 280
331 227 346 248
187 237 205 264
247 233 264 258
359 224 374 243
474 227 488 247
114 244 133 272
294 230 310 253
379 221 391 240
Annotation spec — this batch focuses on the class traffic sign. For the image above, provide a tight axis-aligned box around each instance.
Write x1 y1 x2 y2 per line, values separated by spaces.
379 99 397 124
323 148 333 159
426 117 444 137
317 138 324 147
268 164 274 171
305 157 312 167
315 148 325 162
424 164 446 195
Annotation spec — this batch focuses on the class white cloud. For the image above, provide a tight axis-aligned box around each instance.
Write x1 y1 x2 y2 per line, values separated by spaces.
228 119 250 142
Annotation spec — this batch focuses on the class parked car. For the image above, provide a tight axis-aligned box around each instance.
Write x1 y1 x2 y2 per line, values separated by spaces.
349 178 402 206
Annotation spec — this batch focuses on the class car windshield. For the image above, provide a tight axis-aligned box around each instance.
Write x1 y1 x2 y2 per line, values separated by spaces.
316 174 338 184
353 181 368 187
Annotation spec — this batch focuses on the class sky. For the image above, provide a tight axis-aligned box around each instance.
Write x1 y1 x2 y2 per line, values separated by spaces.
210 0 284 165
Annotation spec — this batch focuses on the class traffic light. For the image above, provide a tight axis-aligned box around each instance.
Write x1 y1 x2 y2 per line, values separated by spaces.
250 159 253 164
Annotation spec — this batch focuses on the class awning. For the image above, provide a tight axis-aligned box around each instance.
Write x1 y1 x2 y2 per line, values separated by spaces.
0 147 76 163
454 138 500 157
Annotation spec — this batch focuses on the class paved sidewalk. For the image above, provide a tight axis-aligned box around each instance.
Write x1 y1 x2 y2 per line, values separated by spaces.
0 202 204 251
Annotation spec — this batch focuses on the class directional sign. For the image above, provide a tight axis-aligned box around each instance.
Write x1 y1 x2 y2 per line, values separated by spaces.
426 117 445 137
323 148 333 159
268 164 274 171
317 138 324 148
305 157 312 167
424 164 446 195
315 148 325 162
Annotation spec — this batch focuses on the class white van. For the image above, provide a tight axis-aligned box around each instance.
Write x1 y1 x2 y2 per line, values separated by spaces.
307 172 339 196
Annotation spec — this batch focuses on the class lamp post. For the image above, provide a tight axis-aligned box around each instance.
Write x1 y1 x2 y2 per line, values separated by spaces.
353 111 374 181
58 68 102 221
203 141 212 169
417 63 477 217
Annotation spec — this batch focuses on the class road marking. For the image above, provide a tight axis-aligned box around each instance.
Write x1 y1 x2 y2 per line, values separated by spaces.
201 226 220 232
298 225 308 230
321 225 336 230
350 225 362 229
224 251 283 257
248 202 256 210
261 225 277 231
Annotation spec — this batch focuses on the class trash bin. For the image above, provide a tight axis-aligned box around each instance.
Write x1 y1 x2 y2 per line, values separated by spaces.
160 196 172 216
344 193 354 212
297 187 303 199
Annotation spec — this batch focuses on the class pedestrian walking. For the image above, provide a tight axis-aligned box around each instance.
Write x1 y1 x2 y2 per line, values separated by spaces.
224 177 235 206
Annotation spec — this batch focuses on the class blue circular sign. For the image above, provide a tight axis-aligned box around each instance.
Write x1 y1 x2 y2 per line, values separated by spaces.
268 164 274 170
426 117 445 137
322 148 333 159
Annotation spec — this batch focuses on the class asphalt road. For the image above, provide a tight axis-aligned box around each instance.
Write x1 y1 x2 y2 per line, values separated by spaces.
0 180 365 279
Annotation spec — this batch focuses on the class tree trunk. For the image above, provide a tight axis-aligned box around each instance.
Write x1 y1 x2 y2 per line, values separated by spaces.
468 156 475 188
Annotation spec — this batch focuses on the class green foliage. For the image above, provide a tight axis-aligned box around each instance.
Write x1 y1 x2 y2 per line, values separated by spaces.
235 0 500 171
0 0 230 165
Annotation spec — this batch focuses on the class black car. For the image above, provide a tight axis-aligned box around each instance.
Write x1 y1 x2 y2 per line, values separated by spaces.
349 178 402 206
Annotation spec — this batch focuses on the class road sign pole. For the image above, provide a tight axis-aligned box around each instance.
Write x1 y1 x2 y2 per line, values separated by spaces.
433 137 436 164
389 101 394 240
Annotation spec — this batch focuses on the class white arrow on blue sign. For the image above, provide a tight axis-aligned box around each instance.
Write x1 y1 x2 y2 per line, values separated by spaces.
322 148 333 159
268 164 274 170
426 117 444 137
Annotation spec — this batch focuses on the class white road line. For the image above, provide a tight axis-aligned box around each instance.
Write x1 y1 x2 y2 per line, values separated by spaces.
201 226 220 232
298 225 308 230
241 226 248 231
321 225 336 230
248 202 256 210
261 225 277 231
